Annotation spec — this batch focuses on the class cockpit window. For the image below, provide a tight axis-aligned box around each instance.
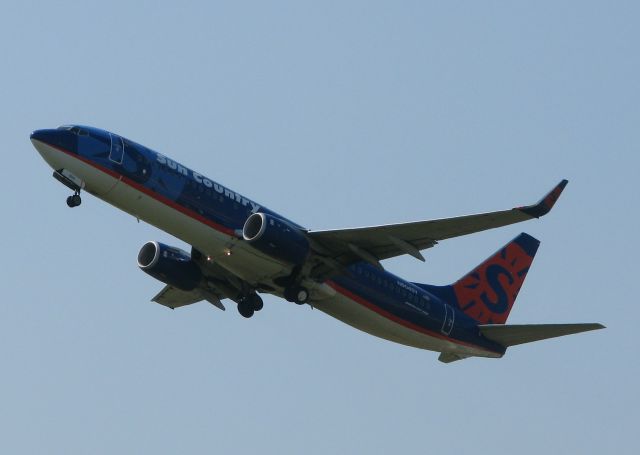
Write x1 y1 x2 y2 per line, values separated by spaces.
57 125 88 136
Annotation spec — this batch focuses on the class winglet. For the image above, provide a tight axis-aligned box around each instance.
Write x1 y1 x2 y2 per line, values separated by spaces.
517 179 569 218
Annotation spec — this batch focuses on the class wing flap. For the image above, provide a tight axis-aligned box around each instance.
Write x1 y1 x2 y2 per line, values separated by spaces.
479 323 605 347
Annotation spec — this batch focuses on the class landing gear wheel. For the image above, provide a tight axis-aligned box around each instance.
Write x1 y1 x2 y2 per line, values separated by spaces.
66 193 81 208
249 294 264 311
237 300 255 318
284 286 309 305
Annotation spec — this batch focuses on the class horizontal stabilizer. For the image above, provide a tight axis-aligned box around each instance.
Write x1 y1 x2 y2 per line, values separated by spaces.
479 323 605 347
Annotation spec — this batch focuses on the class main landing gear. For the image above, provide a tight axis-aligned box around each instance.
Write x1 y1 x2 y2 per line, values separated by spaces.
66 191 82 208
237 293 264 318
273 266 309 305
284 285 309 305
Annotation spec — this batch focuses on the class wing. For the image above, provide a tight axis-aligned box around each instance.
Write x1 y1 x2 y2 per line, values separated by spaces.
152 246 261 312
152 285 225 310
308 180 568 270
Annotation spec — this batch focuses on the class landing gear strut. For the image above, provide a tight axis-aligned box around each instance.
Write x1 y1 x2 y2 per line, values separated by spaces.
66 191 81 208
237 293 264 318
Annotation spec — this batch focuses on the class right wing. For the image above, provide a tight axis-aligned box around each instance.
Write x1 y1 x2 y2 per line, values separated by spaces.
308 180 568 270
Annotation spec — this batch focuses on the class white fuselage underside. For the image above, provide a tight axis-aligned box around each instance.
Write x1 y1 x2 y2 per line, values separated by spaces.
34 141 498 358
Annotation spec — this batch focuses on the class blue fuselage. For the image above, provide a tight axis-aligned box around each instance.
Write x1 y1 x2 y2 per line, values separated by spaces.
31 125 505 358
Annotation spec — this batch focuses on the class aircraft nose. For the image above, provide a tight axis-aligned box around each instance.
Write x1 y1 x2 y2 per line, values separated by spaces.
30 128 78 154
30 128 60 145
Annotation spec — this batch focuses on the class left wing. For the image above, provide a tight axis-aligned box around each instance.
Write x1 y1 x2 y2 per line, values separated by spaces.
308 180 568 269
152 285 225 310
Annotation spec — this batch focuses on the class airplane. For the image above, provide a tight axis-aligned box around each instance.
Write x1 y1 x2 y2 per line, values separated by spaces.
30 125 604 362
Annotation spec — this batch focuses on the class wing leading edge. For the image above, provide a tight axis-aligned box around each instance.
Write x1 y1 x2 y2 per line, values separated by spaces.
308 180 568 269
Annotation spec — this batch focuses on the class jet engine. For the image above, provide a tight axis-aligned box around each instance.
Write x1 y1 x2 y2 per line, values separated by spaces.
137 241 202 290
242 212 310 265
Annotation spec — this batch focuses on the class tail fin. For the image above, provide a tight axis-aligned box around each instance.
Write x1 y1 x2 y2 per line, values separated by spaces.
415 233 540 324
451 233 540 324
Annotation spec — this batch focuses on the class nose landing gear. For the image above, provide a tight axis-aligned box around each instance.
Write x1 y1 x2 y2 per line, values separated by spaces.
66 191 82 208
53 170 83 208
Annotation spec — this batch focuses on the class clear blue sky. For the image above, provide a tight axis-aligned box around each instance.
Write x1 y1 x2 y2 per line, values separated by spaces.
2 1 637 453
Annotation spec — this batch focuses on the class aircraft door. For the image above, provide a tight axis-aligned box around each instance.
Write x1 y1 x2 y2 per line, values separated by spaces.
109 133 124 164
441 304 455 336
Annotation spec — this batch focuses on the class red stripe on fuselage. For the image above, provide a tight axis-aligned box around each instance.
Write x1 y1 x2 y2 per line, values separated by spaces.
41 142 236 237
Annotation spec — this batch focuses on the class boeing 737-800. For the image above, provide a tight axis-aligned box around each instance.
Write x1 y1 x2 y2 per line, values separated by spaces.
30 125 603 362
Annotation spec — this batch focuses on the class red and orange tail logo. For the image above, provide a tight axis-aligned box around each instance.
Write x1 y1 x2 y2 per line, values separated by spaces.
452 233 540 324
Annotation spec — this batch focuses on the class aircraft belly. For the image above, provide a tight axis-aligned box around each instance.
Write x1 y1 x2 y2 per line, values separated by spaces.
313 294 499 358
40 148 495 358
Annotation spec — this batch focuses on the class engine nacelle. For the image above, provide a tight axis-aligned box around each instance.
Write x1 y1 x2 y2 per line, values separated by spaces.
242 213 310 265
137 241 202 290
